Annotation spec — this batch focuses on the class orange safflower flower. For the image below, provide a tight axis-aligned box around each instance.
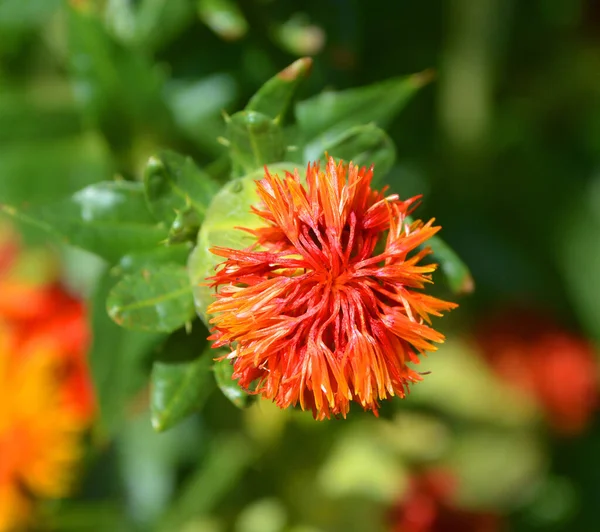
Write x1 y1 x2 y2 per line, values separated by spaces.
0 230 93 530
389 470 501 532
475 309 598 436
0 282 94 422
0 332 84 531
207 157 457 419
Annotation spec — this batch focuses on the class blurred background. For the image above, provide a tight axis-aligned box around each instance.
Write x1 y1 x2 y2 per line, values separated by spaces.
2 0 600 530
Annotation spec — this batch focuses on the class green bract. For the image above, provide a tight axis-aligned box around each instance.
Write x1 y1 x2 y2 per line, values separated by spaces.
188 162 299 326
226 111 287 177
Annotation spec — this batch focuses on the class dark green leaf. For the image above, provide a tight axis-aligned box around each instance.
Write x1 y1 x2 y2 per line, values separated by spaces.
246 57 313 121
1 181 168 264
151 326 215 432
89 270 164 436
188 163 299 324
297 71 433 161
144 150 218 228
321 124 396 178
213 357 253 408
44 502 131 532
404 214 474 295
427 234 474 295
226 111 286 177
107 263 196 333
406 217 474 295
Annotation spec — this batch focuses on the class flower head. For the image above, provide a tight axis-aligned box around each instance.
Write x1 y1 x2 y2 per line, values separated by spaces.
0 228 93 530
475 308 598 435
208 157 457 419
0 331 83 531
0 280 94 420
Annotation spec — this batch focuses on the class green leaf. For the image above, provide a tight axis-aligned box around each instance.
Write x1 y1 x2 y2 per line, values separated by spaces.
226 111 286 177
167 208 202 245
272 15 326 57
165 75 237 156
150 326 216 432
118 411 202 527
197 0 249 41
1 181 168 264
114 244 192 276
427 234 474 295
0 133 113 205
89 270 164 436
105 0 194 51
558 189 600 341
107 263 196 333
2 181 167 264
246 57 313 121
159 435 256 529
188 162 299 325
0 0 60 29
403 215 473 295
321 124 396 178
213 357 253 409
0 87 83 144
144 150 219 228
44 502 131 532
66 6 170 155
297 71 433 161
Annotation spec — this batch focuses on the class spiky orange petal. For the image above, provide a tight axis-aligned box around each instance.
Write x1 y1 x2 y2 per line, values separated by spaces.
208 157 457 419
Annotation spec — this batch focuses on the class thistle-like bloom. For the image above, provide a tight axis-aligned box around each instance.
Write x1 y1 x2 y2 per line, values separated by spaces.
208 157 457 419
0 229 93 530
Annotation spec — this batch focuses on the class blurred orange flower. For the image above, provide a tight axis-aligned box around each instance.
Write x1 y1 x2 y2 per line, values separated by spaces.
208 157 456 420
475 309 598 435
389 470 501 532
0 230 94 530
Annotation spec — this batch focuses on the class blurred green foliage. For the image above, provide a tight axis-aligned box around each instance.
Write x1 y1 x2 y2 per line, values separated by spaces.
2 0 600 531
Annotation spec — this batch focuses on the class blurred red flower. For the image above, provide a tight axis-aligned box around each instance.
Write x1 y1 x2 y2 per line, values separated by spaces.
389 470 501 532
0 229 94 530
207 157 456 420
0 278 94 423
475 309 598 435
